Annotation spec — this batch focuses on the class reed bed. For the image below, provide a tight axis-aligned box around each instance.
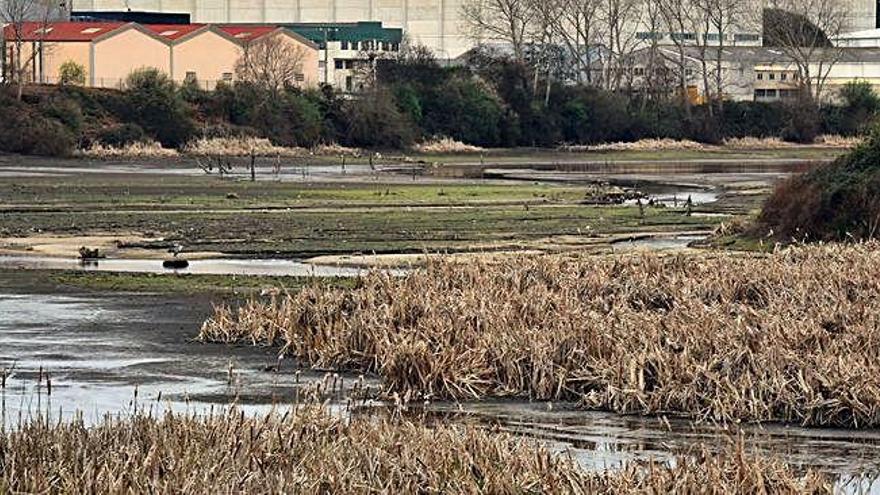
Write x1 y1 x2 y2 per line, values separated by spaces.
183 137 304 157
78 141 180 158
0 408 830 494
414 137 487 154
201 244 880 427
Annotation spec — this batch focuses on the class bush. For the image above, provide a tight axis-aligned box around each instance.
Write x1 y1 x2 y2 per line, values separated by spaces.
59 61 86 86
418 77 503 147
760 124 880 240
95 123 149 147
206 83 323 147
39 96 84 135
781 98 821 143
0 98 75 156
121 68 196 148
344 89 416 148
823 81 880 136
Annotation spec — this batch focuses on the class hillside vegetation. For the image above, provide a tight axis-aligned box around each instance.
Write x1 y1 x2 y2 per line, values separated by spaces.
760 125 880 241
2 59 878 157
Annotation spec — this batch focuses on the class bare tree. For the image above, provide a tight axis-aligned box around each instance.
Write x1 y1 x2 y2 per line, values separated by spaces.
536 0 603 85
598 0 641 91
656 0 697 115
1 0 54 100
760 0 847 101
691 0 747 113
235 32 307 93
461 0 536 63
636 0 676 102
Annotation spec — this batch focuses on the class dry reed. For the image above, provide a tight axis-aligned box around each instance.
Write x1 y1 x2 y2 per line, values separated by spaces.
0 408 831 494
201 244 880 427
414 137 487 154
184 137 305 157
78 141 180 158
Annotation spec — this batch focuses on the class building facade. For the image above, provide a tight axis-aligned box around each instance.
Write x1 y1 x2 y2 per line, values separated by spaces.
628 45 880 103
2 21 319 88
62 0 880 59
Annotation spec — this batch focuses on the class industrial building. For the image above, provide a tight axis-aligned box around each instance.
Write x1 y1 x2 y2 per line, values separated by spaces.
56 0 880 59
628 45 880 103
2 21 320 88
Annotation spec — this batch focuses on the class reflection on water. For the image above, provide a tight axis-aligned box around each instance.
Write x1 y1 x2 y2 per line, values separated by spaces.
0 292 376 427
426 401 880 493
0 256 370 277
611 235 708 251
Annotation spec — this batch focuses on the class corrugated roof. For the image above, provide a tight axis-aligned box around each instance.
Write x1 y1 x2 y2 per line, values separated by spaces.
3 21 125 41
216 25 278 42
144 23 205 40
285 22 403 44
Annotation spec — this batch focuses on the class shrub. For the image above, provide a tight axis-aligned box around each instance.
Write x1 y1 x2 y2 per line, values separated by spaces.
823 81 880 136
58 61 86 86
206 83 323 147
39 96 84 135
121 68 196 148
781 98 821 143
344 89 417 148
760 124 880 240
0 99 75 156
95 123 149 147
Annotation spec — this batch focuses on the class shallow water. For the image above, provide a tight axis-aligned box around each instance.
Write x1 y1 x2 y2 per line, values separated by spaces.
0 256 370 277
610 234 708 251
0 291 376 426
428 402 880 492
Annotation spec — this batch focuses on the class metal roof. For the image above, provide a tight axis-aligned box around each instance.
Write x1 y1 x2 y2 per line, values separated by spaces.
3 21 125 41
283 22 402 44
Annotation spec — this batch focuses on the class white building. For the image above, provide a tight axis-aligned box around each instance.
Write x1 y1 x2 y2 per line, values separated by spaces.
16 0 879 60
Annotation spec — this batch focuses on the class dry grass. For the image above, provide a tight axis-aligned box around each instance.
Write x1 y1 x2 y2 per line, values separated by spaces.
0 407 831 494
201 244 880 427
561 139 707 152
724 136 860 149
184 137 305 157
157 138 362 158
414 137 487 154
313 142 363 157
78 141 180 158
559 135 859 153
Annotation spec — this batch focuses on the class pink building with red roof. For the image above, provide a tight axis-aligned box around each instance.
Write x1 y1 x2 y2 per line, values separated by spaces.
3 21 318 89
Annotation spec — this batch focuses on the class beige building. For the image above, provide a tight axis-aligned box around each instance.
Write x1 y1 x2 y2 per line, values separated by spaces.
2 21 318 89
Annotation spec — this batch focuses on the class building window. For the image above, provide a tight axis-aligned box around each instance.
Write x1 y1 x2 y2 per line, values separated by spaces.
345 75 353 92
769 73 775 80
754 89 766 98
780 73 787 81
222 72 233 81
185 71 197 82
335 60 344 69
295 73 305 82
734 33 760 42
757 73 763 80
341 40 350 50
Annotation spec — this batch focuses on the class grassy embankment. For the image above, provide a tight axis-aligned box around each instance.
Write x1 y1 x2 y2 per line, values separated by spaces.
0 407 831 493
201 243 880 428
